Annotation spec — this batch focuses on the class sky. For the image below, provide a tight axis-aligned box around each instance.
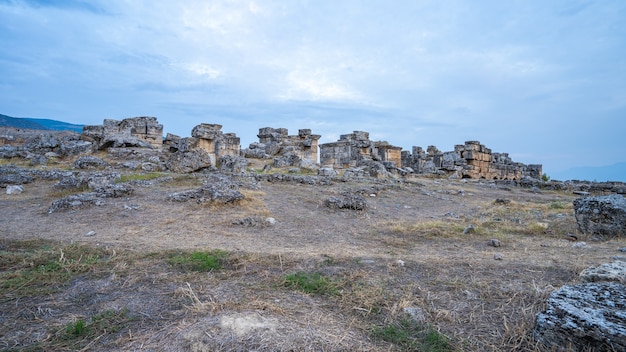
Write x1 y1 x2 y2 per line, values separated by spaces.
1 0 625 180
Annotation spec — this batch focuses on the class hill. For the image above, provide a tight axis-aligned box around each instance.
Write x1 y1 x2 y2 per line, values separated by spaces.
0 113 83 133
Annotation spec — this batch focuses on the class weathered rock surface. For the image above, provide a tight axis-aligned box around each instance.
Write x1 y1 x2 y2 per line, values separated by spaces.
255 173 333 186
166 149 213 173
324 192 367 210
6 184 24 195
48 184 134 213
74 156 110 169
580 261 626 283
219 155 249 174
168 185 244 204
574 195 626 238
82 116 163 150
168 174 244 204
0 165 35 187
534 282 626 351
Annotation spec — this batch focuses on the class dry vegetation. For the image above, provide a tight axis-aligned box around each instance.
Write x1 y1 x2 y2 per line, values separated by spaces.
1 163 625 351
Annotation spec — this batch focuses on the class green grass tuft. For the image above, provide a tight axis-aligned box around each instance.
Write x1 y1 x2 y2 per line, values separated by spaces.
168 250 229 272
284 271 338 295
371 319 453 351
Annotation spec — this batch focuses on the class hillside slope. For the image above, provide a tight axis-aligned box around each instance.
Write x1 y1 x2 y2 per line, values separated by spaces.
0 113 83 133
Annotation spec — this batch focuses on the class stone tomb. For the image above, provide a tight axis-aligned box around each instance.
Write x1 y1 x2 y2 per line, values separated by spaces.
319 131 402 168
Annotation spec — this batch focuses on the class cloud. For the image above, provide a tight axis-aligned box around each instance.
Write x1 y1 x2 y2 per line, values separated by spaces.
1 0 625 176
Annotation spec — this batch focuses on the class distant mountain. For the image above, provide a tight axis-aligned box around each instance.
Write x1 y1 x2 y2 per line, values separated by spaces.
0 113 84 133
551 162 626 183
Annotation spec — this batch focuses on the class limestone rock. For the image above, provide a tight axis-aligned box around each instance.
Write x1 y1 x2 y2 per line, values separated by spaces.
219 155 249 174
191 123 222 140
463 224 475 234
82 116 163 150
0 165 34 187
534 282 626 351
318 167 338 177
48 183 134 213
574 195 626 238
166 149 213 173
74 156 109 169
580 261 626 283
488 239 501 247
168 186 244 204
6 185 24 195
324 192 366 210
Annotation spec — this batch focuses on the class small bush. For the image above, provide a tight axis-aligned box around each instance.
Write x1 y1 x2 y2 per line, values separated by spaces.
284 272 337 295
168 250 228 272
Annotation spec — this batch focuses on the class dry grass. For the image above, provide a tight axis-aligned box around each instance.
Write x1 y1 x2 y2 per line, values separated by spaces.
1 172 623 351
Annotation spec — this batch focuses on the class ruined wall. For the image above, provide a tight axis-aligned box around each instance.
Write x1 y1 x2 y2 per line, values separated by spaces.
82 116 163 150
243 127 320 162
185 123 240 166
319 131 402 169
402 140 542 180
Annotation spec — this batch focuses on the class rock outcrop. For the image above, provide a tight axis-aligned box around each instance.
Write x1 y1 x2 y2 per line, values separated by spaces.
574 195 626 239
534 282 626 351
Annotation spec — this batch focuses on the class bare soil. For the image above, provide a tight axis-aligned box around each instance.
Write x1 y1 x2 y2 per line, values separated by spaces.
1 168 624 351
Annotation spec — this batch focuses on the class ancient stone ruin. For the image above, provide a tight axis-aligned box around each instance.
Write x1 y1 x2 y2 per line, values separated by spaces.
82 116 163 150
402 140 542 180
243 127 321 163
166 123 241 173
3 115 547 180
319 131 402 169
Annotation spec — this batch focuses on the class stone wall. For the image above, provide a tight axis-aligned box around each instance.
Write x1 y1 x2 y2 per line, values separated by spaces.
402 140 542 180
319 131 402 168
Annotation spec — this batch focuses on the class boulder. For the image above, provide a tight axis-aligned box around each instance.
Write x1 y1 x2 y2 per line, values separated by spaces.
168 185 244 204
191 123 222 140
219 155 249 174
324 192 367 210
6 185 24 195
273 153 301 168
48 183 134 213
74 156 109 169
166 149 213 173
534 282 626 351
580 261 626 283
0 165 34 187
299 158 318 171
318 167 338 177
574 195 626 238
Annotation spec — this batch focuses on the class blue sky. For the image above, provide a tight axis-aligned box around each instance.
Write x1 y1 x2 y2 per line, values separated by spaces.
1 0 625 180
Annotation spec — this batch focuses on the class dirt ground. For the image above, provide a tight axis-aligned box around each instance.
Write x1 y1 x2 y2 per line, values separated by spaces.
1 169 625 351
